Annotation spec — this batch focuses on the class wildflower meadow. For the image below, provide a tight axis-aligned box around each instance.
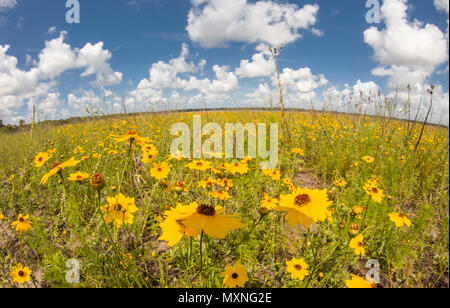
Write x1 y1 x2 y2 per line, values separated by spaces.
0 107 448 288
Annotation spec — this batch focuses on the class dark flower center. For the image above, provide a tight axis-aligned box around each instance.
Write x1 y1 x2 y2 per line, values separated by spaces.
371 187 379 193
294 264 303 271
197 204 215 216
115 203 124 211
295 194 311 207
19 217 24 223
196 162 203 166
232 273 238 279
18 271 25 277
51 162 61 169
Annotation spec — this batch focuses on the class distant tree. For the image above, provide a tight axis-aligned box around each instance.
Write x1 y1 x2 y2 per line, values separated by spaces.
19 119 25 127
0 119 4 128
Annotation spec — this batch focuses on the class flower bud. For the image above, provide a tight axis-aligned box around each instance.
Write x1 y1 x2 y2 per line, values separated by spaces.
91 173 105 191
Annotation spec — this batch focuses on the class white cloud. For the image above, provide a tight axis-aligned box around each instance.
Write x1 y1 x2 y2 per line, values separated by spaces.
0 32 123 123
182 65 238 95
278 67 328 95
244 83 275 106
434 0 449 14
77 42 123 86
67 91 101 111
352 80 380 96
364 0 448 88
0 45 42 99
47 26 57 34
0 0 16 10
38 32 78 78
186 0 320 48
132 44 237 106
141 43 200 89
38 32 122 86
235 49 274 78
34 92 62 119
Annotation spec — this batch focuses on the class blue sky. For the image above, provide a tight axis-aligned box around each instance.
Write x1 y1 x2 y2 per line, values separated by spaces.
0 0 449 124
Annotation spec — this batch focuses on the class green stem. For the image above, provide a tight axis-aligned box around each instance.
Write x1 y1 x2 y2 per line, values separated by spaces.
199 231 204 273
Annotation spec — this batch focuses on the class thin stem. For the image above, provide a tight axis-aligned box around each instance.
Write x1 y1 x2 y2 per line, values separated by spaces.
199 231 204 273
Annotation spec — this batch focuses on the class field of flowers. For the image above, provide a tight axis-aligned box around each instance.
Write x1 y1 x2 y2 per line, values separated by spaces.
0 110 448 288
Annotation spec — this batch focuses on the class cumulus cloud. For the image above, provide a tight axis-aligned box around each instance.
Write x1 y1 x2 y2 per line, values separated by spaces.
243 66 328 108
140 43 200 89
38 32 122 86
182 64 238 94
278 67 328 95
186 0 320 48
434 0 449 14
235 49 274 78
364 0 448 88
131 44 238 107
0 32 123 123
244 83 275 106
0 0 17 10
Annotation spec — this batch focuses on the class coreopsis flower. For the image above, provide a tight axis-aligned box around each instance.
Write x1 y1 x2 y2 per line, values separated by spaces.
350 205 365 217
92 153 102 159
158 203 201 247
197 178 217 190
211 167 223 175
172 181 189 193
222 262 249 288
186 160 211 171
291 148 304 156
363 183 384 204
349 234 366 256
389 212 412 228
275 187 333 229
362 156 375 163
11 214 32 233
240 156 253 164
34 152 51 168
150 162 171 180
216 178 234 188
282 178 296 192
101 193 139 228
225 162 249 175
262 169 281 181
260 193 279 210
68 172 90 182
349 223 360 235
10 263 32 284
210 190 232 200
90 173 105 191
286 258 310 281
335 179 347 187
346 274 383 288
142 147 158 164
112 131 152 145
0 213 4 221
40 157 81 185
175 202 246 239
